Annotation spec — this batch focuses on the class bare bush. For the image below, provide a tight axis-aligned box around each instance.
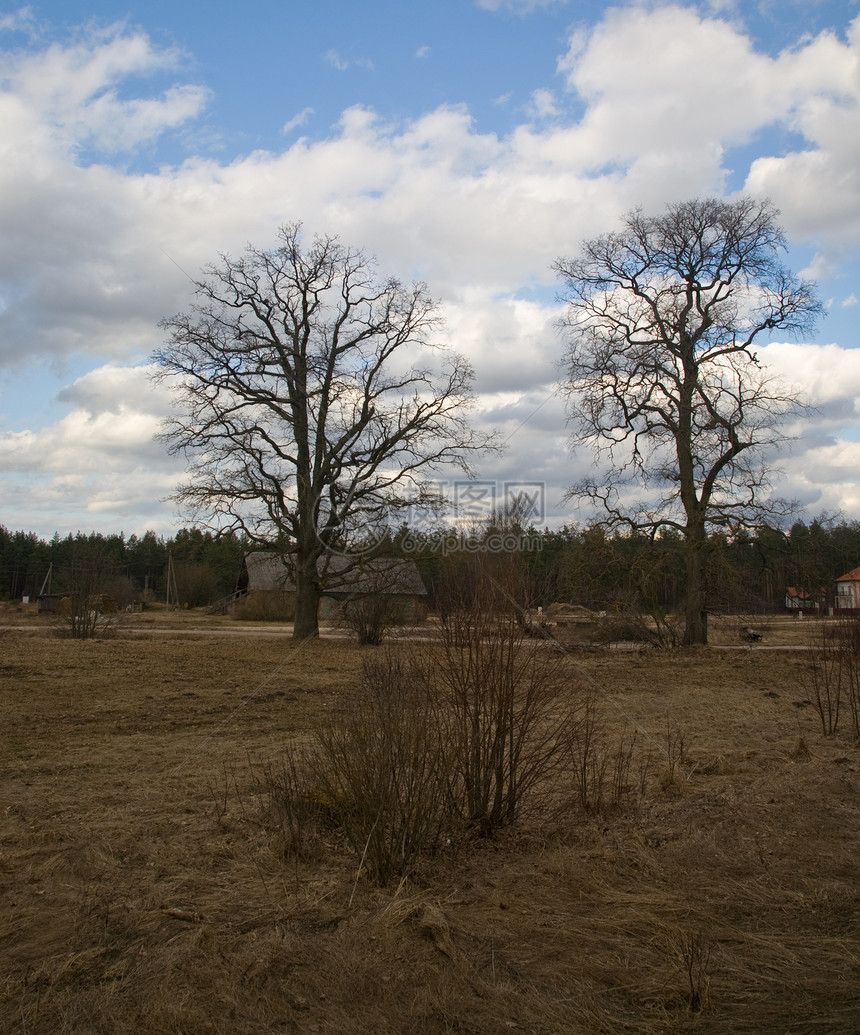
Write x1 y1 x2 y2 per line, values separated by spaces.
57 542 118 640
172 561 222 607
334 558 424 646
103 575 138 611
433 562 577 835
338 594 397 645
803 623 844 735
649 606 681 648
261 557 601 880
310 651 451 884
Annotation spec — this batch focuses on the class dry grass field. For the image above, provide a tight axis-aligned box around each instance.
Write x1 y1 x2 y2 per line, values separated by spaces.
1 603 859 1033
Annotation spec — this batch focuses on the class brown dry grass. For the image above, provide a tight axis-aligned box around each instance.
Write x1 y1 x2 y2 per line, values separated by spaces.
1 610 859 1033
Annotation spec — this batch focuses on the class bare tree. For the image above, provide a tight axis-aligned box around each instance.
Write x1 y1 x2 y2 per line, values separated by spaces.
155 224 493 639
555 198 820 645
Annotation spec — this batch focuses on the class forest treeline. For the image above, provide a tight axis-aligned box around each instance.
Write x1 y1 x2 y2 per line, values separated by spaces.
2 517 860 615
0 528 246 608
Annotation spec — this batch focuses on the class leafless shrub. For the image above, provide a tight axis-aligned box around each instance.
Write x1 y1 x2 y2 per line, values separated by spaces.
260 566 593 879
58 598 116 640
649 606 681 648
261 556 600 879
206 762 236 829
335 558 425 646
338 592 402 646
433 562 578 835
56 542 119 639
103 575 138 610
310 651 451 884
803 623 844 735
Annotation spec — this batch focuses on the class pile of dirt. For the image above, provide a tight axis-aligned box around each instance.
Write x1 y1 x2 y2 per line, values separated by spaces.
544 602 594 620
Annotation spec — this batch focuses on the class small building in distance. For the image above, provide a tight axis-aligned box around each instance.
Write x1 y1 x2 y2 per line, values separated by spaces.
784 586 825 613
242 552 428 622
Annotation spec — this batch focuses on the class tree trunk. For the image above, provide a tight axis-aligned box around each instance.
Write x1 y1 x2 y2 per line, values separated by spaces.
683 527 708 646
293 560 321 640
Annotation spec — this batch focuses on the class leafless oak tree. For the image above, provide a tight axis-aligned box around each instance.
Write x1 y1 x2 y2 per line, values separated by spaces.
554 198 820 645
154 224 493 639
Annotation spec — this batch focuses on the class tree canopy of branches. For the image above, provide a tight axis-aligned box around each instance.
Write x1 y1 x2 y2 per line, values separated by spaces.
555 197 820 644
154 224 492 639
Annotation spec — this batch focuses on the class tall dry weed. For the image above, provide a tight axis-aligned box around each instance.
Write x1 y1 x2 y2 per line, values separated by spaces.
567 695 644 813
253 745 331 862
678 927 712 1013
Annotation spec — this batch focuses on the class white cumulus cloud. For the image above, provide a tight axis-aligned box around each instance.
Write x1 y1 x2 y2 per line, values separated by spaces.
1 7 859 533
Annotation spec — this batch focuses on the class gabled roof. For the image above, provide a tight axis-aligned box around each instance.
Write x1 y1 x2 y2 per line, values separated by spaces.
836 565 860 583
786 586 827 599
244 552 426 597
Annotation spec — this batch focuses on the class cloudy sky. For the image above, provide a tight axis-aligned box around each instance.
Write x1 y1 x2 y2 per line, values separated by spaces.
0 0 858 538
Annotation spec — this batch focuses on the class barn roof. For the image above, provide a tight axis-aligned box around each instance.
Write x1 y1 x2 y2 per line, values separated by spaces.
244 552 427 597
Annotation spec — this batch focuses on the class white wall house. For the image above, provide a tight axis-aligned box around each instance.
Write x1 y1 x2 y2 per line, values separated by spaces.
835 565 860 610
785 586 816 611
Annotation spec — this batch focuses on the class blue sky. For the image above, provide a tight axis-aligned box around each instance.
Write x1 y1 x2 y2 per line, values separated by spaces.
0 0 859 538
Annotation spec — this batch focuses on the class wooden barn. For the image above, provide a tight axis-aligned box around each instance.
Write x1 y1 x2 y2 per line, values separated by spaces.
242 552 428 622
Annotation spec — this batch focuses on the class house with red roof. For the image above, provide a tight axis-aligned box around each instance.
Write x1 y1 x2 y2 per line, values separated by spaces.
835 565 860 611
785 586 820 612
